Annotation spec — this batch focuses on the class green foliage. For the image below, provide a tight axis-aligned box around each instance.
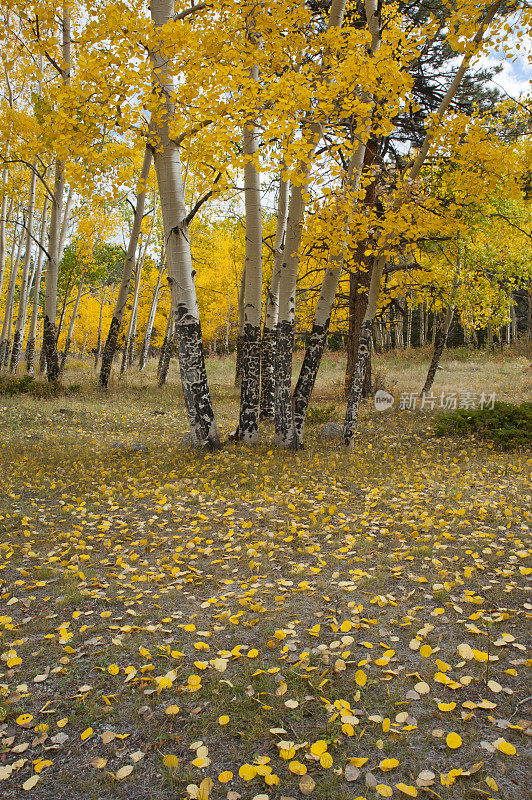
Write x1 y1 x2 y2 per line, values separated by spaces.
306 404 336 425
0 376 80 398
434 401 532 450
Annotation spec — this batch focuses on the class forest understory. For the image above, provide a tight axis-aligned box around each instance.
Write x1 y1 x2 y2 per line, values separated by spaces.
0 350 531 800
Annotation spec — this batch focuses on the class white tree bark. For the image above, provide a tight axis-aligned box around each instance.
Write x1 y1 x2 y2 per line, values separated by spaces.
99 145 152 387
237 58 263 443
10 170 37 372
43 9 71 381
139 249 166 370
274 0 348 446
260 175 289 420
26 195 50 373
59 275 84 376
0 211 25 370
0 170 10 298
150 0 220 448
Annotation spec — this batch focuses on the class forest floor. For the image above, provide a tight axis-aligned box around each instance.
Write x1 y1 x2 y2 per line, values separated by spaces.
0 347 531 800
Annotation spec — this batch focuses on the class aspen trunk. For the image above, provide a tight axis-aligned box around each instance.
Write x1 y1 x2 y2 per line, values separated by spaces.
237 71 263 443
120 249 144 375
42 159 65 381
419 302 425 347
260 176 288 419
234 265 246 387
99 146 152 388
10 170 37 372
158 315 176 388
157 311 173 381
289 0 380 447
54 189 75 344
422 302 455 394
43 10 70 381
342 0 501 445
406 295 412 349
59 277 84 377
139 254 165 370
150 0 220 448
0 213 25 370
274 0 348 447
93 286 107 368
0 171 10 298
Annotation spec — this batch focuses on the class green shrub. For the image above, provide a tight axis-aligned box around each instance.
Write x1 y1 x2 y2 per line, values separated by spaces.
433 401 532 451
306 404 336 425
0 376 80 398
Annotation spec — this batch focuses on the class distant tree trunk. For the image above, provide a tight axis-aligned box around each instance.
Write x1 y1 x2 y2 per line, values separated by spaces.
120 248 144 375
157 311 173 379
59 277 84 377
234 265 246 387
0 212 24 370
139 251 165 370
158 315 175 388
93 286 107 368
10 170 37 372
419 302 425 347
99 146 152 388
527 289 532 343
422 302 455 394
0 171 10 298
260 175 288 420
406 296 412 349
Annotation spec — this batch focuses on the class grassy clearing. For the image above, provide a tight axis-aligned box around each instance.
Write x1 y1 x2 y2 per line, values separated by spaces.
0 349 531 800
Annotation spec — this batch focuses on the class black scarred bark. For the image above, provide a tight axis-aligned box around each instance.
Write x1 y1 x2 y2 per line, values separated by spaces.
39 346 46 374
99 316 120 388
422 309 454 394
175 319 220 449
292 319 330 447
343 320 373 445
259 327 277 420
9 331 22 373
25 337 35 373
237 323 261 441
43 317 60 382
273 319 295 447
0 340 6 369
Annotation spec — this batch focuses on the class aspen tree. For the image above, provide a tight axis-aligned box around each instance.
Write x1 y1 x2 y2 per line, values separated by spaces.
260 175 289 420
236 10 262 443
9 170 37 372
274 0 347 446
42 8 71 381
150 0 220 448
342 0 504 446
291 0 381 447
59 274 84 377
99 146 152 388
26 196 49 373
139 249 165 371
